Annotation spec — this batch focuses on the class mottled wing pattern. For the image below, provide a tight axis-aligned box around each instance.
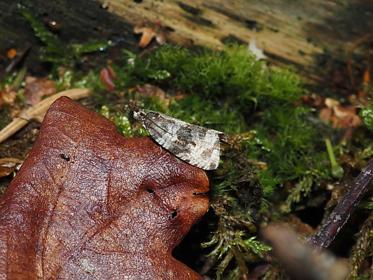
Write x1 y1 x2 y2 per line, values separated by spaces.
133 110 223 170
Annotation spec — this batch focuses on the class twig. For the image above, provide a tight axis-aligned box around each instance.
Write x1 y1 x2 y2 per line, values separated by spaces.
0 88 91 144
262 224 348 280
309 158 373 248
258 160 372 278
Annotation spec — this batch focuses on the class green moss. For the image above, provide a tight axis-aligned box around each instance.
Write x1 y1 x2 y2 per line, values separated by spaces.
360 106 373 131
168 95 246 133
99 105 148 137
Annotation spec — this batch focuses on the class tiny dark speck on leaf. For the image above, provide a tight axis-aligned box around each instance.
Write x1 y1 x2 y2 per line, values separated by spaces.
171 211 178 218
59 154 70 161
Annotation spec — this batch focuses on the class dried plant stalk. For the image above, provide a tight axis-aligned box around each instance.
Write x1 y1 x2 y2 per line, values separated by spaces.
0 88 90 144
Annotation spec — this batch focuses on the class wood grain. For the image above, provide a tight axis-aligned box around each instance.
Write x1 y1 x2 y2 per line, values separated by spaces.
100 0 373 81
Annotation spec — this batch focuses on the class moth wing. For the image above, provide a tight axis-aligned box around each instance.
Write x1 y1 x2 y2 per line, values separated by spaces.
140 111 221 170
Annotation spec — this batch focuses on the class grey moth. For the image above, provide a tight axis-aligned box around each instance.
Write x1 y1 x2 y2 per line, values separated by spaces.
133 109 224 170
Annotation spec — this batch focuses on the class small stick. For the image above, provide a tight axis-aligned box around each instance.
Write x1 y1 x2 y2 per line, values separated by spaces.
308 158 373 248
262 224 348 280
0 88 91 144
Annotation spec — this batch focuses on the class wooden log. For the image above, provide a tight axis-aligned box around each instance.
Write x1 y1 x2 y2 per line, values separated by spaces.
100 0 373 83
1 0 372 83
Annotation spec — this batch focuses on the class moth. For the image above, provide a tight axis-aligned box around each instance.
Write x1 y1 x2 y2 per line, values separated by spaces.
133 109 225 170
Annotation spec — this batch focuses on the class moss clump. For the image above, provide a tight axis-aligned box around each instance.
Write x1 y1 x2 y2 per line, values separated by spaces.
118 45 330 188
119 45 303 109
360 106 373 131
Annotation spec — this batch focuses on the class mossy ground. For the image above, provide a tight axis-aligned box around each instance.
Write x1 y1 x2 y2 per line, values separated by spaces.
0 7 372 279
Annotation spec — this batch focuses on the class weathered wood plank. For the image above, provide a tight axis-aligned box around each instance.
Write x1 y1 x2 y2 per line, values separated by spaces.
100 0 373 81
1 0 371 83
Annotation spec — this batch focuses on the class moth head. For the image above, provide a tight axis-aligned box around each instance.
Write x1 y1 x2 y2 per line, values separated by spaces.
132 109 147 122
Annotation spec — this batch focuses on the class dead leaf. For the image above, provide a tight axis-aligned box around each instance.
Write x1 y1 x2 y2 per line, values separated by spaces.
333 106 362 127
134 84 170 105
324 98 340 109
99 66 116 91
0 88 91 145
319 107 333 123
134 22 166 48
0 97 208 279
319 98 362 133
0 157 23 177
25 76 56 105
363 65 370 86
0 86 17 106
301 94 324 108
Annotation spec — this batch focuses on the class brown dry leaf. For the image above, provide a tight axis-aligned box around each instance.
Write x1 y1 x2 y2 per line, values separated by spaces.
134 23 166 48
0 97 208 279
25 76 56 105
333 105 362 127
319 107 333 123
362 65 370 86
0 88 91 145
129 84 187 107
319 98 362 130
0 157 23 177
135 83 170 105
99 66 116 91
0 86 17 106
301 94 324 108
324 98 340 109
